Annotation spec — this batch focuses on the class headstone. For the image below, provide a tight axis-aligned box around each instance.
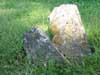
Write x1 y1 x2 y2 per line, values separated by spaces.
49 4 91 57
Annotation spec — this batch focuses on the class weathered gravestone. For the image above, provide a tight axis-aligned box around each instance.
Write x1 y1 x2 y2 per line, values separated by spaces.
49 4 91 57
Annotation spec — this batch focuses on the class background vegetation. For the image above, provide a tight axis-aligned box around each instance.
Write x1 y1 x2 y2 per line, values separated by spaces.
0 0 100 75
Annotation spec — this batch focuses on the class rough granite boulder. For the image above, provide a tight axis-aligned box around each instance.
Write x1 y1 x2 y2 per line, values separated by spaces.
23 27 63 65
23 4 92 65
49 4 91 57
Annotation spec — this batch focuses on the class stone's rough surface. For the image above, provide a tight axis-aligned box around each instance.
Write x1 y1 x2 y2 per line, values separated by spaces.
23 4 92 64
23 27 63 64
49 4 91 57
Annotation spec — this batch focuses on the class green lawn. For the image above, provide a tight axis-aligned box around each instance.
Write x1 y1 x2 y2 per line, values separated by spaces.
0 0 100 75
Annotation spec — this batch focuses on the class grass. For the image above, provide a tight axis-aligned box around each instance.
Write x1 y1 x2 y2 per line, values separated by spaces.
0 0 100 75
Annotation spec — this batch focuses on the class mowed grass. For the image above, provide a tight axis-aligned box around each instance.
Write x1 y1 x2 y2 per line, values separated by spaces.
0 0 100 75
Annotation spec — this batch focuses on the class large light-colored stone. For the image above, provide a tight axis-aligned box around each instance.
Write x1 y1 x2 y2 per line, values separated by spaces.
49 4 91 57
